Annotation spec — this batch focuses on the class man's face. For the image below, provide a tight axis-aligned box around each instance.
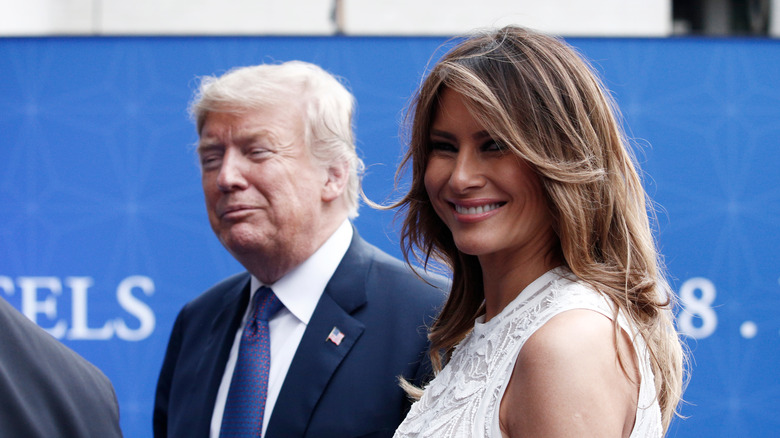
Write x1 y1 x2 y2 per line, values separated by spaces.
197 105 331 277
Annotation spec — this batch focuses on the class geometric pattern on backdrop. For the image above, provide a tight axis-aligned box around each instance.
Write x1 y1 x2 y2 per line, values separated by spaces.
0 36 778 437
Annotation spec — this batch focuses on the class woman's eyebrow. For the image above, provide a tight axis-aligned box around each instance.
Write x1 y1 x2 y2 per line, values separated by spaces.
429 129 491 141
429 129 456 141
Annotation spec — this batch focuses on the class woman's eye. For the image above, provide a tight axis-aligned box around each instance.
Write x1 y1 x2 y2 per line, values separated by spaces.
483 140 505 152
430 141 456 152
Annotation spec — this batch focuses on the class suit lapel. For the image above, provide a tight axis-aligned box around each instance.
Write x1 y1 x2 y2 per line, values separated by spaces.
266 232 369 437
194 275 251 432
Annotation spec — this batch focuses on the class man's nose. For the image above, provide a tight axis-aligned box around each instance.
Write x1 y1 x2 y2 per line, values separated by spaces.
216 150 249 192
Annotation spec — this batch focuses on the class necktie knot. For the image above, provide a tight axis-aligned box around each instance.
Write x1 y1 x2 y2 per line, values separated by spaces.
253 286 283 321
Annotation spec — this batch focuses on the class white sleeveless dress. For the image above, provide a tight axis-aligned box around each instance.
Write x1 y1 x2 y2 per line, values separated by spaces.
394 267 662 438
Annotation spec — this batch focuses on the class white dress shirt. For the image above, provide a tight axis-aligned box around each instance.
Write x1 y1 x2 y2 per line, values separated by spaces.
210 220 353 438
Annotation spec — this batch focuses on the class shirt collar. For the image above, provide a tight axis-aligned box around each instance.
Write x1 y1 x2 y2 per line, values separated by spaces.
250 219 353 325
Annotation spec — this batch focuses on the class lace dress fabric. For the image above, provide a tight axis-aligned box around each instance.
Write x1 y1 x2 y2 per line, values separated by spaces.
394 267 662 438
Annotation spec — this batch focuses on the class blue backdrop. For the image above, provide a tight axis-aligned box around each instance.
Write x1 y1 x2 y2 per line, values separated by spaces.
1 35 778 437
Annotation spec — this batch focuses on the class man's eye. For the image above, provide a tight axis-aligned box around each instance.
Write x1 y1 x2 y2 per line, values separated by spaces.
199 155 222 169
248 148 271 158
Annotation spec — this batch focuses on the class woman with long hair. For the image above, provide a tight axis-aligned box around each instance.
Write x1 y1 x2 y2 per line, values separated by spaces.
392 26 686 437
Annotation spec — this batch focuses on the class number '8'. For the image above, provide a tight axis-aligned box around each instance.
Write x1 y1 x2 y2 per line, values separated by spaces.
677 277 717 339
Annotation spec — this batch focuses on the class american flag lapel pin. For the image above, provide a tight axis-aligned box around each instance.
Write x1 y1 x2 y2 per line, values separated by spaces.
326 326 345 346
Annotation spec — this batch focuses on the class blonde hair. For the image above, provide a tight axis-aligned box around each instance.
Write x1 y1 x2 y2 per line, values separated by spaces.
394 26 685 431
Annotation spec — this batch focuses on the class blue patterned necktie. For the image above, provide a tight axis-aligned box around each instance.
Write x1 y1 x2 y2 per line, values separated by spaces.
220 286 283 437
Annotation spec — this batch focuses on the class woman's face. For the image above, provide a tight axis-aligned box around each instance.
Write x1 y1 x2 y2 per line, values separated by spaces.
424 88 555 263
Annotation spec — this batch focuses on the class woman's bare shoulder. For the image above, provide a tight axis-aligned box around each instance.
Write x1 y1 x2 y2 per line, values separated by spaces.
499 309 638 438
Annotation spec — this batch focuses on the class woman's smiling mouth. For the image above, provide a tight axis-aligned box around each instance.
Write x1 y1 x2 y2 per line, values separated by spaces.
453 202 503 215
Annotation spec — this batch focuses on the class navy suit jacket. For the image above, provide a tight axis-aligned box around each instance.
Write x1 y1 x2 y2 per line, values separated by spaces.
154 231 446 438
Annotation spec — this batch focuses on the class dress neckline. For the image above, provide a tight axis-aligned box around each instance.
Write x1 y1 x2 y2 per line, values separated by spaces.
473 266 568 337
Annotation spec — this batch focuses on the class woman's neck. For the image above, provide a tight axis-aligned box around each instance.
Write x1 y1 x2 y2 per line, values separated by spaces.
479 246 562 321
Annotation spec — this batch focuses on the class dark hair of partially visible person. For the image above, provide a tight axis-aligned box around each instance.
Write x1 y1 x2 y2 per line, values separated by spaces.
391 25 686 432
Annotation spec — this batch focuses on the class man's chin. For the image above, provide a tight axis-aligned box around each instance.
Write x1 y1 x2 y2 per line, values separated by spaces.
218 231 270 256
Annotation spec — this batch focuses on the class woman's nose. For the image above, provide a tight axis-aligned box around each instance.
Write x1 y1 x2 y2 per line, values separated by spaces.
449 149 485 192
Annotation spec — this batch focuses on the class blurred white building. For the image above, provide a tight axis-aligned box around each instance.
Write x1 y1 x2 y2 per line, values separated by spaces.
0 0 777 37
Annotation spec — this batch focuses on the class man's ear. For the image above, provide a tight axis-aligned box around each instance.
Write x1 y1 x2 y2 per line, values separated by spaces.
322 161 349 202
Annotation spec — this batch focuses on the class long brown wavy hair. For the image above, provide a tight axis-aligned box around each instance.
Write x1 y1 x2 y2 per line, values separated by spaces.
393 26 685 431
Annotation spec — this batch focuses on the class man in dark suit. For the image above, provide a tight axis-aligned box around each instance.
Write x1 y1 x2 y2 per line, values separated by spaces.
0 296 123 437
153 61 445 438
